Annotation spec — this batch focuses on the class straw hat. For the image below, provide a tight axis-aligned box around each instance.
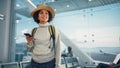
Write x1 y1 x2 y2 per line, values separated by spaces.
31 4 55 18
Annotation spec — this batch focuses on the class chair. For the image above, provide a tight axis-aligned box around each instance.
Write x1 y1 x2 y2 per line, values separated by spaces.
61 57 67 68
0 64 1 68
20 61 31 68
84 66 96 68
65 57 81 68
1 62 19 68
65 57 73 68
72 57 80 68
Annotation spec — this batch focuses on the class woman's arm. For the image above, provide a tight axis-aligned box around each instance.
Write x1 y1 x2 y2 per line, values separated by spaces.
54 27 61 68
55 35 61 68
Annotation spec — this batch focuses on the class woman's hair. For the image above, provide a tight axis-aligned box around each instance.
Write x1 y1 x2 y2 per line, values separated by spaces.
33 10 53 24
68 46 72 52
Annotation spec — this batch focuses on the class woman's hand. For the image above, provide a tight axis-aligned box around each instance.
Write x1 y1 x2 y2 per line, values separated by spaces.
26 36 34 43
109 63 115 67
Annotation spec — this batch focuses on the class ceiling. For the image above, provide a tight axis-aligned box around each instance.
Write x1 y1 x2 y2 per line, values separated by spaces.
16 0 120 18
46 0 120 13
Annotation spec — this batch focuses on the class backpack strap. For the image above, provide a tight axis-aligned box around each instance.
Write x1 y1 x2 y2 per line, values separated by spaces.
49 25 56 55
49 25 55 41
31 27 37 37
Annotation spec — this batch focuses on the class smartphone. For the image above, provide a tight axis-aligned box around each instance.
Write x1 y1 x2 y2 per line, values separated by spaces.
24 33 32 37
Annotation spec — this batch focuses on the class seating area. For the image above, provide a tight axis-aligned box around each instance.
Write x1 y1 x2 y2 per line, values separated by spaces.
19 61 31 68
0 61 30 68
0 62 19 68
61 57 81 68
0 57 81 68
1 58 120 68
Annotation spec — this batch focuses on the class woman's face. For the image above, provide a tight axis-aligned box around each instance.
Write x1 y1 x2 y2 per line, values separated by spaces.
38 9 49 24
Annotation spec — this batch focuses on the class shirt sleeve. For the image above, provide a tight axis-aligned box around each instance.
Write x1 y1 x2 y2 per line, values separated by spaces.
55 35 61 68
26 41 34 52
26 28 36 52
55 28 61 68
113 54 120 64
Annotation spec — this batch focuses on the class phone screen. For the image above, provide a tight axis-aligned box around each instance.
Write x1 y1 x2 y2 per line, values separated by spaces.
24 33 32 37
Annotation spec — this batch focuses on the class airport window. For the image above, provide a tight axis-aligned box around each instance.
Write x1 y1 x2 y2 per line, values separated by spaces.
15 0 120 66
1 0 120 67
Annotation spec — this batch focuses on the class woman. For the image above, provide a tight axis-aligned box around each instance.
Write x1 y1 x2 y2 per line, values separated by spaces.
25 4 61 68
67 46 73 57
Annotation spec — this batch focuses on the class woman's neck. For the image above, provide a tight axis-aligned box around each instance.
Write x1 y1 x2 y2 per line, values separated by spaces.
40 21 47 24
39 22 49 27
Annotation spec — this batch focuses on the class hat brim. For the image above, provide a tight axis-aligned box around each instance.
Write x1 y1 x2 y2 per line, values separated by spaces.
31 4 55 18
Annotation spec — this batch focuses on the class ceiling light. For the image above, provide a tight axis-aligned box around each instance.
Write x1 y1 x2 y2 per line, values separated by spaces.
16 20 19 23
67 5 70 7
16 4 20 7
88 0 92 2
51 0 55 2
54 9 56 11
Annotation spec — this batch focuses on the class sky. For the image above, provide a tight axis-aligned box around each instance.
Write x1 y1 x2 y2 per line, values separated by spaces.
15 3 120 47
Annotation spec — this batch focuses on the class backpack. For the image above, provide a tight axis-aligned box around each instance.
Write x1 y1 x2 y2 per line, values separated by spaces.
31 25 56 52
